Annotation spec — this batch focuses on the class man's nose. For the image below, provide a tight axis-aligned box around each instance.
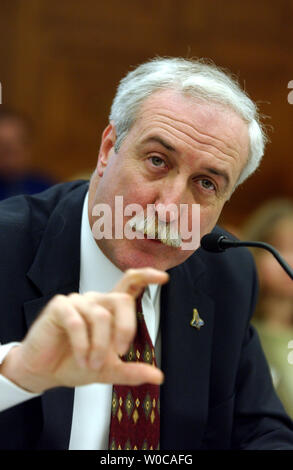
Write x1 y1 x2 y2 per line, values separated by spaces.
154 179 190 224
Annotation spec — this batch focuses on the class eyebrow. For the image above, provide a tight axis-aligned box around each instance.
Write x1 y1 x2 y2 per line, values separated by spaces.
141 135 176 152
141 135 231 191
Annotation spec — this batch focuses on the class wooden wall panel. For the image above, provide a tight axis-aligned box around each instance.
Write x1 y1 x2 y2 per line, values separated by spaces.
0 0 292 226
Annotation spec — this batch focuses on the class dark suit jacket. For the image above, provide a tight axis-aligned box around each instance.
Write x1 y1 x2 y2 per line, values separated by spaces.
0 180 293 450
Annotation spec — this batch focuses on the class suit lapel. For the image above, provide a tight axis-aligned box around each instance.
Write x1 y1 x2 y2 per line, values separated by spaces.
23 182 88 449
160 258 214 450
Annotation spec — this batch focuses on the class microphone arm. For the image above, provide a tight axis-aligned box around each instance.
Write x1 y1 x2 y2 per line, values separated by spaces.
202 234 293 280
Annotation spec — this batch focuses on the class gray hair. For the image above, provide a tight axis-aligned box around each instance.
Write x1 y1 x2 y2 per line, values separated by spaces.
109 57 267 187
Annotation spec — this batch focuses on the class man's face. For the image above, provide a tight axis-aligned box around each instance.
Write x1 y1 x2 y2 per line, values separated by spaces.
89 89 249 272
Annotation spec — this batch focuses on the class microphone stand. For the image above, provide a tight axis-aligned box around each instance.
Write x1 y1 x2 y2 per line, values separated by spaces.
218 236 293 281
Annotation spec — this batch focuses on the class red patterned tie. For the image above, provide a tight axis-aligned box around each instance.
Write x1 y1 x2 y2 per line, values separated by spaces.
108 292 160 450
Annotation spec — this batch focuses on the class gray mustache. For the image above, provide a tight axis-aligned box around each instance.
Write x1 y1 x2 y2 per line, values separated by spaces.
126 212 182 248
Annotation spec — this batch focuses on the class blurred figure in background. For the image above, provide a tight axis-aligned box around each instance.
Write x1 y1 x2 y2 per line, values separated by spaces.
243 199 293 418
0 107 54 200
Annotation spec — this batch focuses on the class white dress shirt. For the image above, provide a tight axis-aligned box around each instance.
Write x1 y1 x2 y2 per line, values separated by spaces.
0 192 162 450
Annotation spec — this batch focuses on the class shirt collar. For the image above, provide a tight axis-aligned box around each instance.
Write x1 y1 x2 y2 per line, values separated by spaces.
79 192 124 294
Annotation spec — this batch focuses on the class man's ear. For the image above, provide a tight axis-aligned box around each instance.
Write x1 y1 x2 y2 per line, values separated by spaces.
97 122 117 177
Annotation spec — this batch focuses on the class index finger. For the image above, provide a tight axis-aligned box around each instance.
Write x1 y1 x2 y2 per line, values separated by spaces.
113 267 169 297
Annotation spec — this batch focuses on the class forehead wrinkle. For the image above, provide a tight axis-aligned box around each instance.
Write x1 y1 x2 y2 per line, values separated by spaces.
141 116 241 169
139 125 239 193
140 110 244 162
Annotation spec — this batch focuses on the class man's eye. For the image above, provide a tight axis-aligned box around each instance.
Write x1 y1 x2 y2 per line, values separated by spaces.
198 179 216 191
149 156 166 167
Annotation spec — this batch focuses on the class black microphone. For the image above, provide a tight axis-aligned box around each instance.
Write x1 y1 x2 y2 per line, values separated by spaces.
200 233 293 280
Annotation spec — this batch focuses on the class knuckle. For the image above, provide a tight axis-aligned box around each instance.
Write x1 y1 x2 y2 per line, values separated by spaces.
92 306 111 322
50 294 66 306
68 292 80 301
124 269 147 288
46 295 69 315
125 268 137 278
84 291 100 299
125 267 151 278
111 292 134 303
66 315 83 330
125 268 142 282
121 292 133 302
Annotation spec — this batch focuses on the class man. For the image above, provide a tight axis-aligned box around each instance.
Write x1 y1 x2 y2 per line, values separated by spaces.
0 57 293 450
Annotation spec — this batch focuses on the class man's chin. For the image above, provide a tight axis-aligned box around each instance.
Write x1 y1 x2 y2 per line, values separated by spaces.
96 236 196 272
117 243 196 272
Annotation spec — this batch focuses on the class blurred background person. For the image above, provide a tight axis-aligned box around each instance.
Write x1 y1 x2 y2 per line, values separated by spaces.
242 199 293 418
0 107 54 200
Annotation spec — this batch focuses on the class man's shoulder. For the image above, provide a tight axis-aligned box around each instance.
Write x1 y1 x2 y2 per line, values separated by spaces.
0 180 88 252
0 180 88 231
188 224 256 286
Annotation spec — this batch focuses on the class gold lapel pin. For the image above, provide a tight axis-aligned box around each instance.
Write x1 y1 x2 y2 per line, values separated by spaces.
190 308 204 330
